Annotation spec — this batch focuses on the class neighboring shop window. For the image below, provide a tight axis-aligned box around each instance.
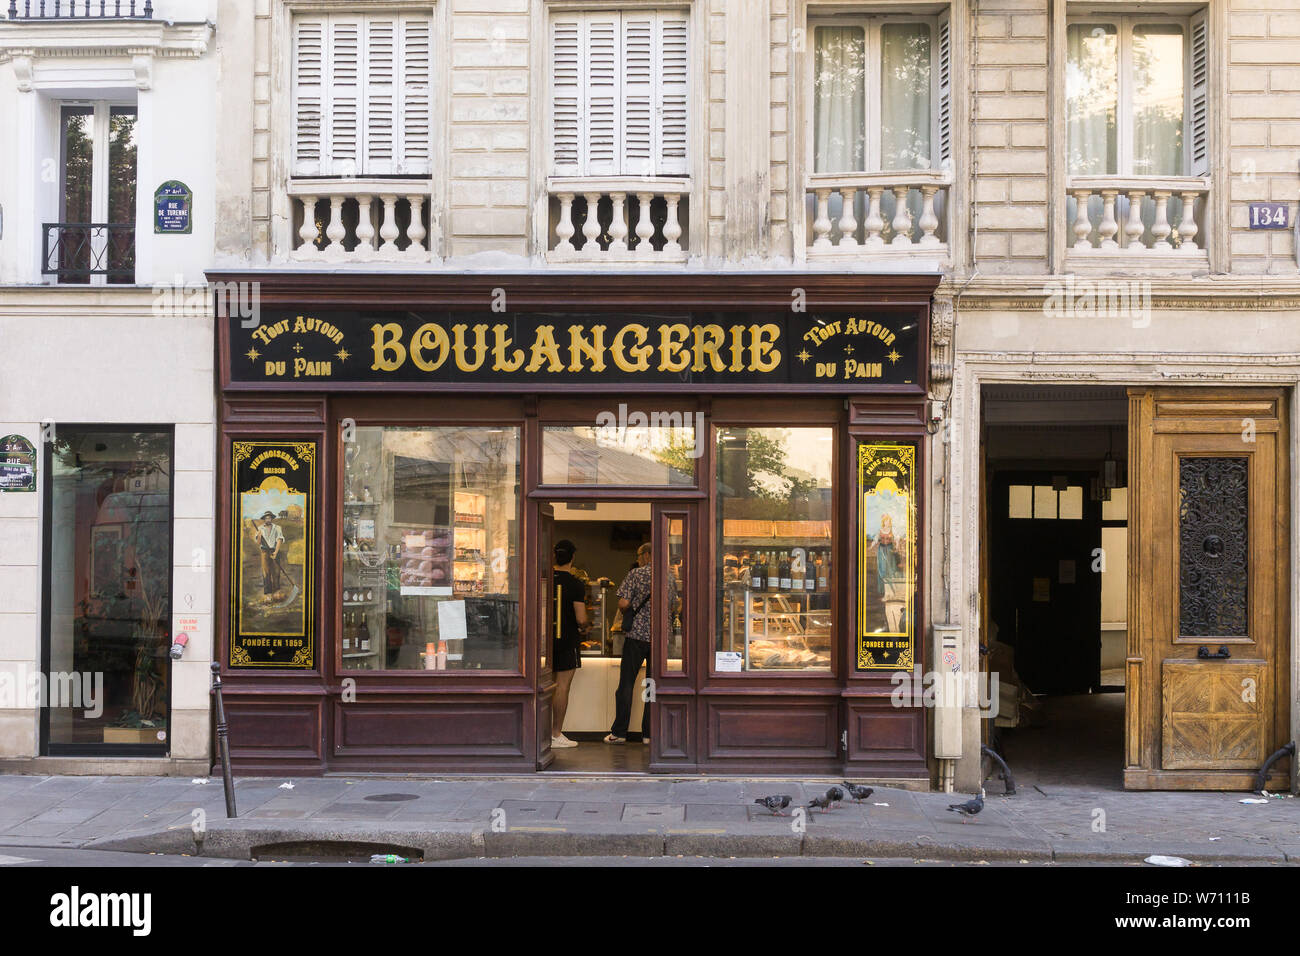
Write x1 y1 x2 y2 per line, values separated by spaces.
43 427 173 752
541 420 697 485
342 426 520 671
714 426 834 672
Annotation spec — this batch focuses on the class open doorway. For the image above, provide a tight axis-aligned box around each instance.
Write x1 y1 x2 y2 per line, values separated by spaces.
981 386 1129 789
544 500 654 773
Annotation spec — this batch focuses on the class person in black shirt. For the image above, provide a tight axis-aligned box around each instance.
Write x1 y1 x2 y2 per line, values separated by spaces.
551 539 589 749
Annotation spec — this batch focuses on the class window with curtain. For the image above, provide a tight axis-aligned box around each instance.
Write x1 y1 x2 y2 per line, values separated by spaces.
1067 18 1200 177
811 17 947 174
1065 14 1207 247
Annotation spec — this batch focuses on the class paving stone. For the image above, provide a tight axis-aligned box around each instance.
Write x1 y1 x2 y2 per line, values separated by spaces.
621 804 684 823
497 799 563 821
557 802 626 823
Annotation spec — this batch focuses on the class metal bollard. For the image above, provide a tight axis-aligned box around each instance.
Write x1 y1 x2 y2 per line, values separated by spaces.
210 662 237 818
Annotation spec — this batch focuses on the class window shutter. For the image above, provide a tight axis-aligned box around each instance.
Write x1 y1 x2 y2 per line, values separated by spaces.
327 16 363 176
656 11 689 176
585 15 621 176
398 15 433 176
935 9 952 171
622 12 655 176
551 16 584 175
364 17 397 174
1188 10 1208 177
292 17 325 176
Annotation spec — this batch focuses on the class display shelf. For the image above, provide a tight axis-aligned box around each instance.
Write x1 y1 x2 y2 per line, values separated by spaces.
723 587 832 671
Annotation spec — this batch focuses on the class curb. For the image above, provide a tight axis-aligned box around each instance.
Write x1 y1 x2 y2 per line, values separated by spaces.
81 820 1298 865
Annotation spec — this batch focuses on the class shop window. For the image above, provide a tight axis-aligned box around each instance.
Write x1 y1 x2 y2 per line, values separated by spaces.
342 426 520 671
43 427 172 753
291 12 433 177
541 421 696 486
714 427 833 672
549 9 689 178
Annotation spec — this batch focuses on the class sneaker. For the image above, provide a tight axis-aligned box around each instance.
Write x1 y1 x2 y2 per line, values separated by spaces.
551 734 579 749
603 733 626 744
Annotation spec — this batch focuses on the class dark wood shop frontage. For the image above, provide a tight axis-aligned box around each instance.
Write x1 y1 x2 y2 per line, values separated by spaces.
212 273 937 777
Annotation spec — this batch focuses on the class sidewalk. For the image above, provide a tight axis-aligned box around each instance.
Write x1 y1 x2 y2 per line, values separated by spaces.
0 772 1296 864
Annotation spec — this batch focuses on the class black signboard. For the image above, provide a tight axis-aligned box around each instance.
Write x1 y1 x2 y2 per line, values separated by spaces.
228 309 922 389
230 440 316 668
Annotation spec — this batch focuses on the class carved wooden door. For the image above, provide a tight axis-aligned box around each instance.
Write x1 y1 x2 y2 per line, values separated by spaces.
1127 388 1290 790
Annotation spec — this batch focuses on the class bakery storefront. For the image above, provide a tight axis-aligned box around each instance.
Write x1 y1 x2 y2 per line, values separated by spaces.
212 273 936 777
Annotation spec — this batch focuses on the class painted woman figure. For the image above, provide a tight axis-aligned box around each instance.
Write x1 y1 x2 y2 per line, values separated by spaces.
873 511 900 597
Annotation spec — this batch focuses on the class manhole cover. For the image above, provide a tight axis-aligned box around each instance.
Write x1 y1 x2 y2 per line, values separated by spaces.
362 793 420 802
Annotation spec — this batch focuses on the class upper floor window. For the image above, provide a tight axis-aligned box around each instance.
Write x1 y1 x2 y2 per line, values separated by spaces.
291 13 433 178
44 102 137 284
549 9 689 178
811 13 950 174
1066 13 1208 178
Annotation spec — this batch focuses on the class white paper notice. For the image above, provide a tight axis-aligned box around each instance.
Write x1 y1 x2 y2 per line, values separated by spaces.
715 651 743 672
438 599 469 643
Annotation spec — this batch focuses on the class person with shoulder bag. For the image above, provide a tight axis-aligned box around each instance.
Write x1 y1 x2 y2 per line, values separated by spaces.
606 542 653 743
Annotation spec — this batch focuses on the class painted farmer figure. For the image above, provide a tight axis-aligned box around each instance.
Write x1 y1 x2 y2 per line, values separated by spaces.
255 510 285 601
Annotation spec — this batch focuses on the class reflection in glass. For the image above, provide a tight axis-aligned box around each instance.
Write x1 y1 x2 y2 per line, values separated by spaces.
813 25 865 173
715 428 833 672
542 422 696 486
342 426 521 671
46 428 172 750
1066 24 1117 175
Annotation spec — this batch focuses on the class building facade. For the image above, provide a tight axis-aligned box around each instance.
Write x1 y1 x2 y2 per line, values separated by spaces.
2 0 1296 790
0 1 217 773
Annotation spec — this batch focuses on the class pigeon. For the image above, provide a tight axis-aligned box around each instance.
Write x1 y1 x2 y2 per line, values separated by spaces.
808 794 834 813
843 781 874 803
825 785 846 808
947 788 985 823
754 794 793 816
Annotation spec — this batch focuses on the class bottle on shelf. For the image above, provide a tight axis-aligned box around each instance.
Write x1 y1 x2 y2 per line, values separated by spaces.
817 551 830 592
767 551 779 592
750 552 764 591
804 550 816 593
342 612 353 652
358 614 371 652
779 551 791 591
791 551 805 592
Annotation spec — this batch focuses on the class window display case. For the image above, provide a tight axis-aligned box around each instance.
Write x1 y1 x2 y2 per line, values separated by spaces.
578 581 613 657
721 550 832 670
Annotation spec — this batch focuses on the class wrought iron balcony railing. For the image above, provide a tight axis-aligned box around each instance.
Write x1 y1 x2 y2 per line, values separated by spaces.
41 223 136 282
7 1 152 18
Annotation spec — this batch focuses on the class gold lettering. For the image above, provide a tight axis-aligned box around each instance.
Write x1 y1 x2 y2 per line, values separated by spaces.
611 324 652 373
410 323 450 372
728 325 746 372
491 324 526 372
567 324 608 372
747 323 781 372
525 325 564 373
691 324 727 373
657 323 691 373
370 322 406 372
451 323 490 372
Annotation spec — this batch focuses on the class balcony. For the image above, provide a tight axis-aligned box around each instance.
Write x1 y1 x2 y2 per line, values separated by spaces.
804 170 953 264
546 177 690 264
7 1 152 17
1065 175 1211 271
41 222 135 283
288 179 433 264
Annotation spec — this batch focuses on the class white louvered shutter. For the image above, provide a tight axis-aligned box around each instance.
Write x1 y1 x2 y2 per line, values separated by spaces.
1188 10 1208 177
656 11 689 176
292 17 325 175
622 12 655 177
551 16 584 174
935 10 952 172
398 15 433 175
585 15 621 176
364 16 397 174
328 16 363 176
